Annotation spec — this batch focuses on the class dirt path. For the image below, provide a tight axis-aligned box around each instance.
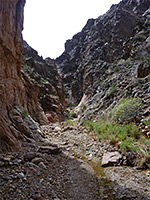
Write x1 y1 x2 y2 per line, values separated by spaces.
0 123 150 199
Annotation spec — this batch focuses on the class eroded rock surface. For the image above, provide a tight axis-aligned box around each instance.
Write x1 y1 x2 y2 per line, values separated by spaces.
22 41 66 123
55 0 150 123
0 0 47 152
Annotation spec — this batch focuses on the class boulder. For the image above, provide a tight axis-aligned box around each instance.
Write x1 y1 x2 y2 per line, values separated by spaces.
38 146 61 155
101 152 122 167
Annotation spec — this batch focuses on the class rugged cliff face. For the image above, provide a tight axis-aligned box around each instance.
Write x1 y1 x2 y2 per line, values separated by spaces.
55 0 150 122
0 0 47 152
22 41 66 123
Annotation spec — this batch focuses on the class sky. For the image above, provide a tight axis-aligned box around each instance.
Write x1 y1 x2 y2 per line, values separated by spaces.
23 0 121 59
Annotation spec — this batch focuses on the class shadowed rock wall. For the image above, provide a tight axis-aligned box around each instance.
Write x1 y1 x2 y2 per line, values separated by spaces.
0 0 48 152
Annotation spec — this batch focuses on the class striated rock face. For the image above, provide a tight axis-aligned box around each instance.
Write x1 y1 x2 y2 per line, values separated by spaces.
55 0 150 122
22 41 66 123
0 0 47 152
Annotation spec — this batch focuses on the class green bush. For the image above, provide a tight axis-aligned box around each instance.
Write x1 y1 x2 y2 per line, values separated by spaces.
112 98 142 123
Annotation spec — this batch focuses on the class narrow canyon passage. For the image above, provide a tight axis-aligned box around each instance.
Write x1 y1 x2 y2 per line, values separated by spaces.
0 0 150 199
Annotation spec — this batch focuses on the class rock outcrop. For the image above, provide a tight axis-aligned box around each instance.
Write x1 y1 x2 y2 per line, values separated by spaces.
55 0 150 122
0 0 47 152
22 41 66 123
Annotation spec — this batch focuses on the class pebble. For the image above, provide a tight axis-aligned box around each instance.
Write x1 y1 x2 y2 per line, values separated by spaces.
31 157 44 165
3 157 12 162
0 161 4 167
17 172 25 179
24 152 37 161
38 162 47 169
147 132 150 137
54 127 61 132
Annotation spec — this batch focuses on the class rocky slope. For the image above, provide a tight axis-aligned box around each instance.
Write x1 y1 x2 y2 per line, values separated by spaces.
0 0 47 152
55 0 150 123
22 41 66 123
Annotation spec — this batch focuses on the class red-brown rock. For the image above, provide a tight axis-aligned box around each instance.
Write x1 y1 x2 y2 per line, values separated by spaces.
0 0 48 152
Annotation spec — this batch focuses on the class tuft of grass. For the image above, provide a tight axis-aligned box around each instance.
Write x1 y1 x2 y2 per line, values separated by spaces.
65 119 74 125
85 120 140 141
69 110 76 118
84 119 145 154
64 119 78 126
22 109 28 119
108 83 117 95
119 137 140 153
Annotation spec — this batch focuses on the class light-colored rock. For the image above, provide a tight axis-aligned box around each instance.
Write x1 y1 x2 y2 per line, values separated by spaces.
147 132 150 137
38 162 47 169
31 157 44 165
17 172 25 179
101 151 122 167
3 157 12 162
54 126 61 132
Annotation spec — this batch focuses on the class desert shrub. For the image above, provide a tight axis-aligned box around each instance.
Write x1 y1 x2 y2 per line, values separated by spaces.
68 109 76 118
108 83 117 95
124 58 131 66
113 66 119 72
112 98 142 123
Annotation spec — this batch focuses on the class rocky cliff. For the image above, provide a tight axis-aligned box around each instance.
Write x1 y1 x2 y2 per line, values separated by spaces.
22 41 66 123
55 0 150 122
1 0 149 151
0 0 47 152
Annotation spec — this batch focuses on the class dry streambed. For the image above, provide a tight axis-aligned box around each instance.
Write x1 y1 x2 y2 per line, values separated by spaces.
41 123 150 200
0 123 150 200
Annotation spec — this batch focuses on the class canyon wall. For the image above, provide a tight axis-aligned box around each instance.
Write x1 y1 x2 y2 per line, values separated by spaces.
0 0 47 152
56 0 150 122
22 41 66 123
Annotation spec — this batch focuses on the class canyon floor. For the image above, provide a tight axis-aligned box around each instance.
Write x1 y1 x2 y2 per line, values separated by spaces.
0 122 150 200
